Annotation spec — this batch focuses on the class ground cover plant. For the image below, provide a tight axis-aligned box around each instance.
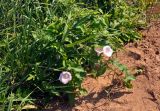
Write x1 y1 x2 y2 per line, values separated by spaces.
0 0 146 110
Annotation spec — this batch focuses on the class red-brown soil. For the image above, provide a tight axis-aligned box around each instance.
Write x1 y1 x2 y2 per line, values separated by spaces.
46 5 160 111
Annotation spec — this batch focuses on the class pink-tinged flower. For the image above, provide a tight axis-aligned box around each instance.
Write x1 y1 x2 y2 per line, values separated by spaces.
95 47 103 56
59 71 72 84
103 46 113 57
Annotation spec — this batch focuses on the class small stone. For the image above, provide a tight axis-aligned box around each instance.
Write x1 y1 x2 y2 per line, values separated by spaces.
93 93 98 98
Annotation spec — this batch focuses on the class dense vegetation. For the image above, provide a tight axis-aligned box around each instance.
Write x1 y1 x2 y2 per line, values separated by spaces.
0 0 150 110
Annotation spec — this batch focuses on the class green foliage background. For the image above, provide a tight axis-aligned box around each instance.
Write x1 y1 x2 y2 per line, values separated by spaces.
0 0 145 110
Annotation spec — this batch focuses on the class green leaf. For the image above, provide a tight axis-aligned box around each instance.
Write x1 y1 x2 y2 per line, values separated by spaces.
124 75 136 82
73 15 92 28
0 41 6 47
68 67 85 73
123 75 135 88
26 74 35 81
96 64 107 76
79 88 88 96
51 91 60 96
75 73 84 80
65 36 96 48
124 81 133 89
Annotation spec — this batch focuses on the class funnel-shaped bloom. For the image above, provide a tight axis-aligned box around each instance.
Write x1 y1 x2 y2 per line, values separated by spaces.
59 71 72 84
95 47 103 56
103 46 113 57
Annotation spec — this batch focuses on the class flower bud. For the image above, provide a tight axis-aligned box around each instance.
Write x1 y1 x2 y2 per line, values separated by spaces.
95 47 103 56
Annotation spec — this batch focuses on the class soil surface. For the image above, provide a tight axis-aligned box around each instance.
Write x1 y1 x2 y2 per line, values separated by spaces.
46 5 160 111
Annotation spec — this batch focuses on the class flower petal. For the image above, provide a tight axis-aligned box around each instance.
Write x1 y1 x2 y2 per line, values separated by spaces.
59 71 72 84
103 46 113 57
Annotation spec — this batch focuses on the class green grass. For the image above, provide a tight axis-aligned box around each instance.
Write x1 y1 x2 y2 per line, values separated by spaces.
0 0 146 110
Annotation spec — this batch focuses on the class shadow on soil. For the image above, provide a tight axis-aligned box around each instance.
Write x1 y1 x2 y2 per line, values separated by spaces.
45 79 133 111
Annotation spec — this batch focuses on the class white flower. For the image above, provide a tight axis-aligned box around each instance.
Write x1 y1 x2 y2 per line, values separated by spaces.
59 71 72 84
95 47 103 56
103 46 113 57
